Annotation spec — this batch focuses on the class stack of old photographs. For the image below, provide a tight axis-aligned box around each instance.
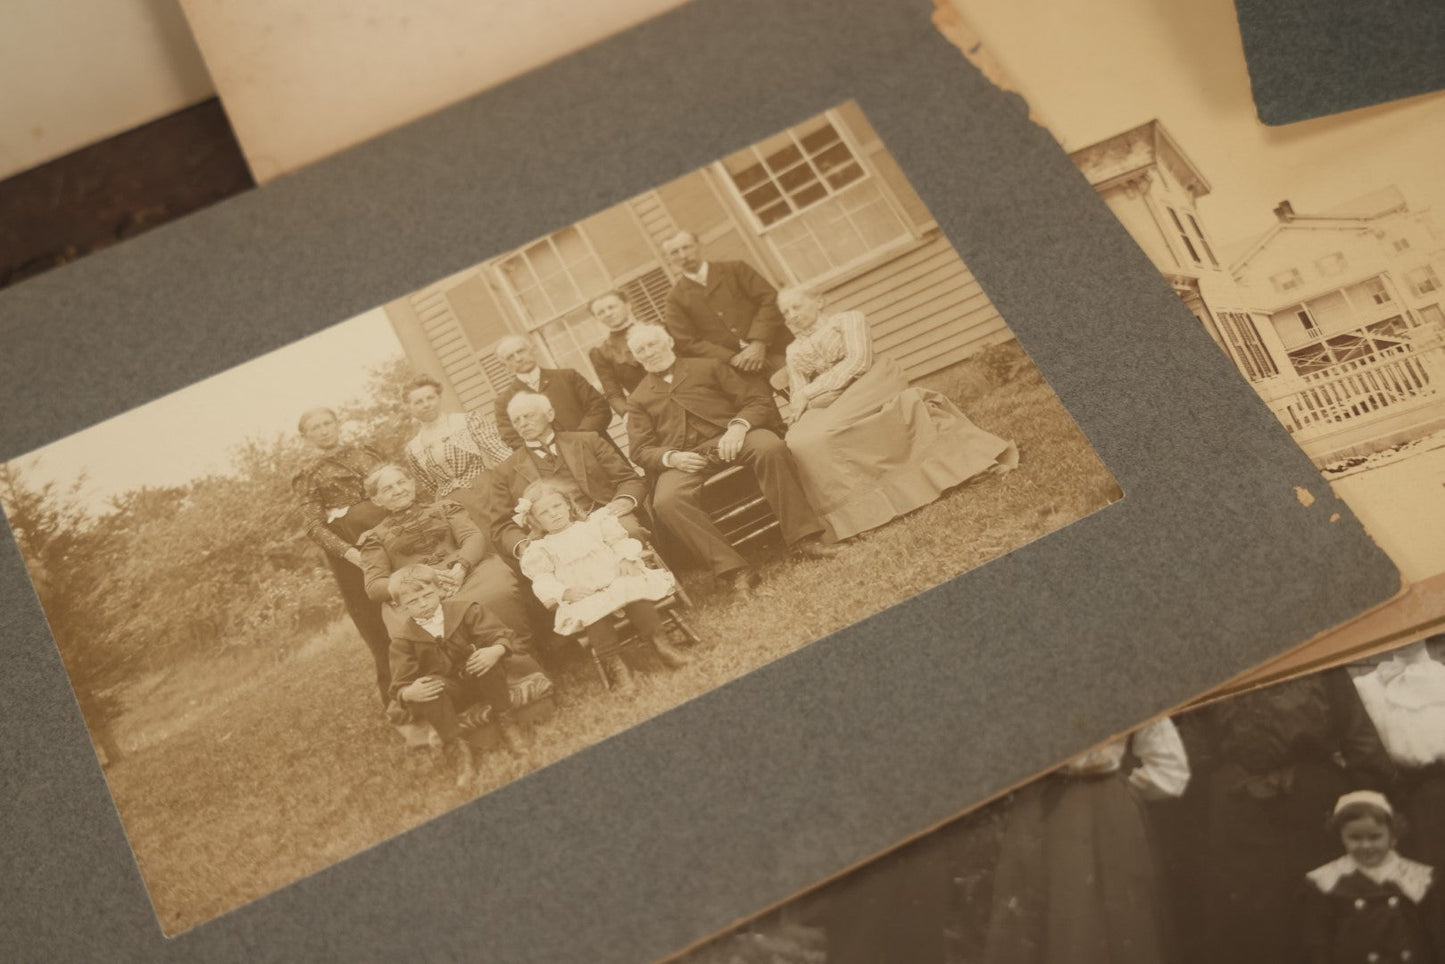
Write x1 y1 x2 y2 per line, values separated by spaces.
0 0 1435 961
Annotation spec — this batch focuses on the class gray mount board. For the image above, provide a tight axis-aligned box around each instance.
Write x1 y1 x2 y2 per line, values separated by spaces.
0 0 1398 961
1234 0 1445 124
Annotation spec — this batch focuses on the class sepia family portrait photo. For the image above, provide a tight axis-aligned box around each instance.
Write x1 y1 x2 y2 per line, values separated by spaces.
678 634 1445 964
0 101 1120 933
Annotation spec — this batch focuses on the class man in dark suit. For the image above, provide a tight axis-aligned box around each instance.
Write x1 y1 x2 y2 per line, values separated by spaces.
624 325 835 596
661 230 791 378
493 335 614 451
487 392 649 560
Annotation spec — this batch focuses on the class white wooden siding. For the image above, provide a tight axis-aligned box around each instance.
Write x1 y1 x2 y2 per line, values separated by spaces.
821 232 1012 380
409 287 497 413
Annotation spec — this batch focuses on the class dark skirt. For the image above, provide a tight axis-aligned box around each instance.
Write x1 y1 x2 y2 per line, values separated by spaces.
326 500 393 704
983 772 1172 964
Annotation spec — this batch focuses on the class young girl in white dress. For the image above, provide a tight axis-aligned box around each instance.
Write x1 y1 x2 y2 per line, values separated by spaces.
516 480 689 686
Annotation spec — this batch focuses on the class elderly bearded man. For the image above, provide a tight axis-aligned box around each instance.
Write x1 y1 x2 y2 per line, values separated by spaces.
624 324 836 596
486 391 650 561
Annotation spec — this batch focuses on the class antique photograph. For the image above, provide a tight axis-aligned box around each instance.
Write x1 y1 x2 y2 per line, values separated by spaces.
0 101 1120 933
677 633 1445 964
1065 119 1445 587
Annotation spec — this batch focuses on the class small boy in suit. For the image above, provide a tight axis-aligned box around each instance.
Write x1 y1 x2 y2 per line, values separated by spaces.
386 565 549 787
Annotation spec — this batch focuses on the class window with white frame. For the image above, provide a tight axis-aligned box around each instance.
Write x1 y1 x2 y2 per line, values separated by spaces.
1185 213 1218 266
1406 265 1441 296
718 111 911 283
1165 207 1202 266
492 227 672 385
1315 252 1347 276
497 227 610 325
1361 278 1392 305
1271 268 1304 293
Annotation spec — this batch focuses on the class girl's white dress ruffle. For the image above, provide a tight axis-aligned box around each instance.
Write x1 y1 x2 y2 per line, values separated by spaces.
520 513 674 635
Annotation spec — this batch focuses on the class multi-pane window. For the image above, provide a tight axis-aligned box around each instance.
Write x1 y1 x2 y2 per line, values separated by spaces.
1217 311 1278 381
1406 265 1441 296
1315 252 1347 276
719 111 910 283
1392 236 1412 252
496 227 611 327
1271 268 1304 292
1296 307 1319 333
722 115 867 227
1360 278 1392 306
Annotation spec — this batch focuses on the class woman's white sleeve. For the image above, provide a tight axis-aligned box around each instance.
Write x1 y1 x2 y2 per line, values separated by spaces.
1127 717 1190 800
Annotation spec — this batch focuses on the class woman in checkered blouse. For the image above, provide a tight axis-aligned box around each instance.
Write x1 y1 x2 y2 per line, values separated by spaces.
400 374 514 525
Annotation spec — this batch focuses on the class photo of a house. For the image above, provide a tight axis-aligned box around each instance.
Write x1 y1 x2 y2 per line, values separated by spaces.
1071 120 1445 579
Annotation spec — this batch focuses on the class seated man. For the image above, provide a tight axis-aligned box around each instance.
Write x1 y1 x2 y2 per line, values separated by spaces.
487 391 649 560
493 335 614 451
624 324 836 596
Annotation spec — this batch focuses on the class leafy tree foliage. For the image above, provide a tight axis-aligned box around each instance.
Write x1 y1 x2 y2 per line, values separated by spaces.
0 355 427 758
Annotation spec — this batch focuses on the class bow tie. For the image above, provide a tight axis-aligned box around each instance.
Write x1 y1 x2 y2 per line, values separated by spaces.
528 441 557 456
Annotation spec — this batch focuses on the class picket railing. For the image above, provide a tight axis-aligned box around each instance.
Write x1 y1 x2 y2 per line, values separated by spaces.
1275 342 1444 435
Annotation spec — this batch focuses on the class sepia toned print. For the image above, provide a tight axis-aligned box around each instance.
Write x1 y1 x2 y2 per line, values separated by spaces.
677 634 1445 964
1068 121 1445 586
0 101 1118 934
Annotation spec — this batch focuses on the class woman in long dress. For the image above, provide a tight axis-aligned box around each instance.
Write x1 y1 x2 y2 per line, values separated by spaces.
982 718 1190 964
356 464 543 675
400 374 513 525
776 286 1018 542
291 407 393 706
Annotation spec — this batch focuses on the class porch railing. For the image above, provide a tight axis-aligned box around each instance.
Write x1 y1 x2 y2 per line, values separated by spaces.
1275 342 1444 435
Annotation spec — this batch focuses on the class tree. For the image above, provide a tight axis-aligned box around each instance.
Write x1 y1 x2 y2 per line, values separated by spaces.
0 462 131 762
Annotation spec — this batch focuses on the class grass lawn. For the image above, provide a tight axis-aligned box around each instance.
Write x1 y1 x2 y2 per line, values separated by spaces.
101 339 1120 934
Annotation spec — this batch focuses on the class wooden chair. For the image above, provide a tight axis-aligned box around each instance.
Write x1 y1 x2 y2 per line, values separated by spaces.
578 591 702 690
700 464 782 551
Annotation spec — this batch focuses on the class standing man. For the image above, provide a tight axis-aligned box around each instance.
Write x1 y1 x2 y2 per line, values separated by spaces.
493 335 614 451
661 230 792 377
625 325 836 597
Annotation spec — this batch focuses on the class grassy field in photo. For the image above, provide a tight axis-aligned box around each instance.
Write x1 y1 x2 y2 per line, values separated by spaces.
98 339 1120 933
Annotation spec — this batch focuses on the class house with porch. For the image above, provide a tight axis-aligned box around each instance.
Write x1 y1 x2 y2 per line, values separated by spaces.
383 102 1012 443
1070 120 1445 466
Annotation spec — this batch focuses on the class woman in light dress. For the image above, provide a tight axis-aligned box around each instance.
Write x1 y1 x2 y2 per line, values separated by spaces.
776 286 1018 542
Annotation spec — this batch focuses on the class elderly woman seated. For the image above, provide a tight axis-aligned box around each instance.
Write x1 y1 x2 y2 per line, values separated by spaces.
777 285 1018 542
357 464 540 655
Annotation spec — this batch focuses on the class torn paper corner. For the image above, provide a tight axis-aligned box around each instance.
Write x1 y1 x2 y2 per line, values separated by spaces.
930 0 1040 123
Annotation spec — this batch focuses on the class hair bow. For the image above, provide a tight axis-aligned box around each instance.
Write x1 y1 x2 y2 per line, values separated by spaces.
512 498 533 529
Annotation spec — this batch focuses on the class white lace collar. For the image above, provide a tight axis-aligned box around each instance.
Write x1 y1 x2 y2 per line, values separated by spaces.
1306 852 1434 903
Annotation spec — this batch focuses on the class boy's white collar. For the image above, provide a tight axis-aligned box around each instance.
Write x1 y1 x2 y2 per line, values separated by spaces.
1306 851 1434 902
